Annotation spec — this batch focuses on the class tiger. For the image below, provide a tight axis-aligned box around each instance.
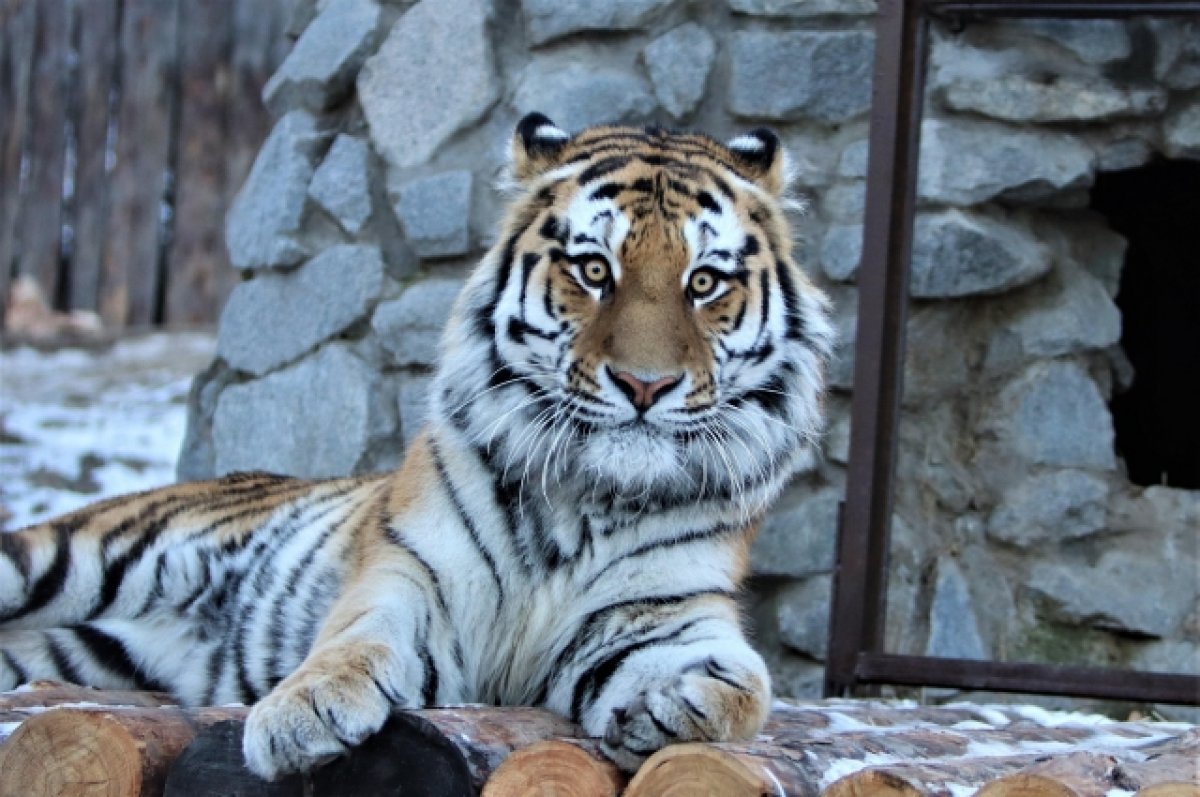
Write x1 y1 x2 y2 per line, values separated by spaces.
0 113 833 779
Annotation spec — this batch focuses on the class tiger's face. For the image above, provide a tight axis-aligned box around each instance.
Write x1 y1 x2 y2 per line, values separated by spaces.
436 115 832 514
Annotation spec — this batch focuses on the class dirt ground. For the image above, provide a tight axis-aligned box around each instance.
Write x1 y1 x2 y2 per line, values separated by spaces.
0 330 216 531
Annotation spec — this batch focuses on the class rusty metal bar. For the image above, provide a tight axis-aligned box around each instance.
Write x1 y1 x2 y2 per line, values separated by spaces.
824 0 1200 705
824 0 930 699
857 654 1200 706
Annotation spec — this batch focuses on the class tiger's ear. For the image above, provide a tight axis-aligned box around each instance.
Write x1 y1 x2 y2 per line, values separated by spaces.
511 112 571 183
726 128 789 196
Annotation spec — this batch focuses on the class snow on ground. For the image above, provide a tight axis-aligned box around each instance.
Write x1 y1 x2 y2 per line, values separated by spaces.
0 331 216 531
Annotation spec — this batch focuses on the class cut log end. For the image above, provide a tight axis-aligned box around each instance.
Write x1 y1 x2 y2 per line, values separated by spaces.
0 710 145 797
624 744 778 797
824 769 928 797
482 740 624 797
975 773 1082 797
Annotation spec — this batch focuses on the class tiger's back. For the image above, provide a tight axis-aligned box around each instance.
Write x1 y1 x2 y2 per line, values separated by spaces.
1 114 832 779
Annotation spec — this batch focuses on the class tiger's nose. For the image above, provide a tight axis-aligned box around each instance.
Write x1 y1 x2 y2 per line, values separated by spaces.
607 367 683 411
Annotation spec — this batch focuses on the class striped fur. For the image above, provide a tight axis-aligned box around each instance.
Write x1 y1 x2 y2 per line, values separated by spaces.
0 116 833 779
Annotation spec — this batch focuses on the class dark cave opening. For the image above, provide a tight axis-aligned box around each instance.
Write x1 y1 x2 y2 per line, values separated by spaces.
1090 158 1200 490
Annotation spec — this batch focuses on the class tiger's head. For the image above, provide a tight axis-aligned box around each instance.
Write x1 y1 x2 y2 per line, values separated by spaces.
435 114 833 517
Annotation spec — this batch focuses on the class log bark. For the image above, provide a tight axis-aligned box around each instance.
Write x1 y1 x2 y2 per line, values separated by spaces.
164 707 583 797
482 738 625 797
0 680 177 711
0 705 246 797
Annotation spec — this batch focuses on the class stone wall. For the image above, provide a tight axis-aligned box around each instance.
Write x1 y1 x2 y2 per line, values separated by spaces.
179 0 1200 716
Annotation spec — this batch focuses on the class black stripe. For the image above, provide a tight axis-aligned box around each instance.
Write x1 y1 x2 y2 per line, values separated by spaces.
581 524 737 592
47 635 85 685
775 258 804 341
420 645 439 706
72 624 168 692
697 190 720 214
2 650 29 685
4 524 72 622
518 252 539 310
570 619 701 723
0 531 30 582
263 524 341 682
430 442 506 605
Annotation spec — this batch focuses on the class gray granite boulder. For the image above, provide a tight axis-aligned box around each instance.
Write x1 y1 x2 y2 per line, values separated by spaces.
213 344 377 478
730 0 875 16
372 278 465 367
749 485 839 578
358 0 499 169
942 75 1166 124
218 244 385 376
988 470 1109 548
729 30 874 123
308 134 374 236
777 575 832 659
910 210 1048 299
523 0 678 46
820 224 862 282
925 557 988 660
226 110 329 270
642 24 717 119
388 171 473 259
918 119 1094 206
988 361 1117 471
514 60 657 132
263 0 382 114
1164 98 1200 159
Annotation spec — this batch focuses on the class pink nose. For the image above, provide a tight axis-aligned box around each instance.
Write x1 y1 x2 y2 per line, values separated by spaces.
609 368 683 411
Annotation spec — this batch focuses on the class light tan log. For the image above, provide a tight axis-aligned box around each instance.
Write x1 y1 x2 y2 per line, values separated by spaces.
0 680 177 710
0 705 247 797
482 738 625 797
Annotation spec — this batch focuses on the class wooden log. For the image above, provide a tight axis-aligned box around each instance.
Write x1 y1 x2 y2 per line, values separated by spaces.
164 707 584 797
14 0 70 308
164 0 235 326
0 680 177 711
68 0 120 314
100 0 180 326
0 705 247 797
481 738 625 797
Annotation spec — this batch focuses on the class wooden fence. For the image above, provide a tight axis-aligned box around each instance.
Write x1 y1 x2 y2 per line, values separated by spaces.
0 0 297 330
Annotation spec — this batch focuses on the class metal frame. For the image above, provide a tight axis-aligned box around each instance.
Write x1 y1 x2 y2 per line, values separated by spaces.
824 0 1200 706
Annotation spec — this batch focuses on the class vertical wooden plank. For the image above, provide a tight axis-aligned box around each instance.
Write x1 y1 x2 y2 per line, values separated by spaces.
0 3 35 324
100 0 179 327
69 0 119 313
164 0 232 326
12 0 69 309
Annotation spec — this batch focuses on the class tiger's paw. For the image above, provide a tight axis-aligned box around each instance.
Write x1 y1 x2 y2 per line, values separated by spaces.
243 651 404 780
600 657 768 772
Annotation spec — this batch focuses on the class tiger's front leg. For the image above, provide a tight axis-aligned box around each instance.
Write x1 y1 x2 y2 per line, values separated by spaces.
570 601 771 772
243 565 457 780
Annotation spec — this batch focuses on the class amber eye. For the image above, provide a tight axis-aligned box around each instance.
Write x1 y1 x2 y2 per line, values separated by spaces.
688 268 722 301
580 260 612 289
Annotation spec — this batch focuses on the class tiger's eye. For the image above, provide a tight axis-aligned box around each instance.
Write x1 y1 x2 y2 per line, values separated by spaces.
688 269 720 299
582 260 611 288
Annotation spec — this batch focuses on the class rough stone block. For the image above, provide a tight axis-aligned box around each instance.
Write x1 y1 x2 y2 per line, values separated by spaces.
826 286 857 390
263 0 382 114
1152 20 1200 90
514 60 657 132
642 24 716 119
985 262 1121 369
308 134 373 235
226 110 328 270
988 470 1109 548
387 171 473 259
821 182 866 221
358 0 499 169
218 244 385 376
910 210 1049 299
1012 19 1130 65
523 0 677 46
918 119 1094 206
729 31 874 123
214 344 377 478
1164 98 1200 159
372 278 465 367
819 224 862 282
925 558 988 660
1028 547 1198 638
749 485 840 578
942 75 1166 124
837 139 868 179
990 361 1117 470
776 575 832 660
730 0 875 16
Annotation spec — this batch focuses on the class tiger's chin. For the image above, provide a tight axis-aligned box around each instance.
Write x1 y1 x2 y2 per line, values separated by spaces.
577 425 685 495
